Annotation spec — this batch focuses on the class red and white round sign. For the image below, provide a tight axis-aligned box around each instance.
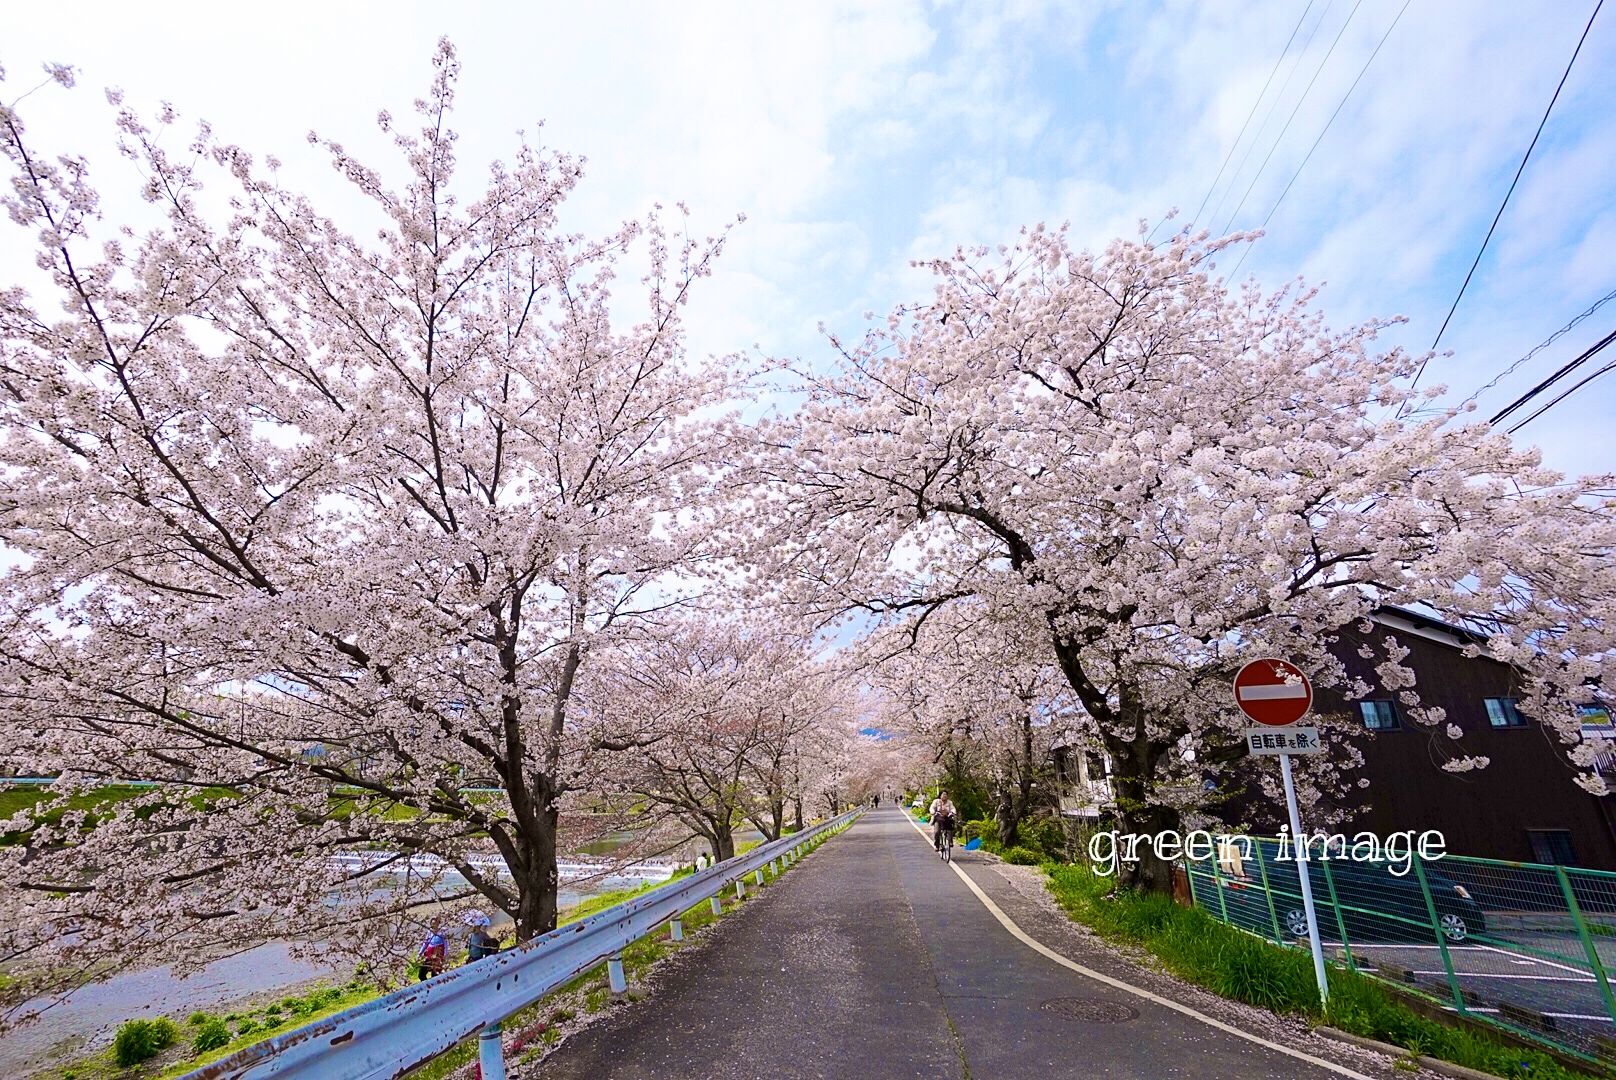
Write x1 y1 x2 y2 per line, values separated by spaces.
1233 659 1314 727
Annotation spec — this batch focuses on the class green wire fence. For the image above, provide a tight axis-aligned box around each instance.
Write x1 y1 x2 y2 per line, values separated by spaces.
1184 837 1616 1065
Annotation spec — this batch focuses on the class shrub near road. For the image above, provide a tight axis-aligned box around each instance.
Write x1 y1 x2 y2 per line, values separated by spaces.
1043 862 1588 1080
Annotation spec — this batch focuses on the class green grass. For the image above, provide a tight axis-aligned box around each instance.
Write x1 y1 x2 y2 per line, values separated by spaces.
31 979 380 1080
157 980 379 1078
1043 862 1591 1080
1 783 242 846
557 863 697 926
559 884 658 925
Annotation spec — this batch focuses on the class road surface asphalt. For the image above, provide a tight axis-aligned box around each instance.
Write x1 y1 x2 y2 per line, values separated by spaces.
532 806 1403 1080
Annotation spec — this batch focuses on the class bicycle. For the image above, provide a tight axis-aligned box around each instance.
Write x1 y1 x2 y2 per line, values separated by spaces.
934 817 956 862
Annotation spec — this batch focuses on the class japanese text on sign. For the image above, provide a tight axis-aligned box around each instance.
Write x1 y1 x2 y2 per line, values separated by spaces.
1245 726 1322 755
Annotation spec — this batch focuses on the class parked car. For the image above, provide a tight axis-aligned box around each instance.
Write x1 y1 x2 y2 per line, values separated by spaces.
1263 858 1487 943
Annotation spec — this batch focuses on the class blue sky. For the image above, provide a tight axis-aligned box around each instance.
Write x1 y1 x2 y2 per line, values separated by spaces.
6 1 1613 478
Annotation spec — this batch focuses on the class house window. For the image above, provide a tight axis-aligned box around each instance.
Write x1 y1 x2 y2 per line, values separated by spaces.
1052 746 1072 785
1358 700 1401 731
1485 697 1527 728
1528 829 1578 866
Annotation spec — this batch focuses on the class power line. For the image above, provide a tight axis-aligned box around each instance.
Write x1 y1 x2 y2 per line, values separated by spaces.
1191 0 1319 229
1463 286 1616 406
1489 325 1616 427
1206 2 1335 232
1226 0 1412 280
1220 0 1364 237
1411 0 1604 392
1507 350 1616 433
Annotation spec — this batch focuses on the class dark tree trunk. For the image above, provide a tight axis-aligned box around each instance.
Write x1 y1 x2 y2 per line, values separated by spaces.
711 817 737 862
995 787 1021 849
1107 735 1179 895
513 803 560 941
791 797 804 831
1050 634 1184 895
994 710 1037 849
764 798 784 841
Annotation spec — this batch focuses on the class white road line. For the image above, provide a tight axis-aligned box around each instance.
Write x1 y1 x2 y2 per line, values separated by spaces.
1412 970 1595 983
1341 940 1593 978
898 811 1376 1080
1476 944 1593 978
1348 944 1483 951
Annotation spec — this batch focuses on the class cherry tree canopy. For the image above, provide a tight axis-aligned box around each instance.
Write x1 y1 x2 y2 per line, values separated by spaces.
871 603 1074 847
747 224 1616 891
0 41 739 1012
604 622 850 860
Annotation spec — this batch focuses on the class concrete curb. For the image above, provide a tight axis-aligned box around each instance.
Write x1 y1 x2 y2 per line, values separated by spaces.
1314 1026 1504 1080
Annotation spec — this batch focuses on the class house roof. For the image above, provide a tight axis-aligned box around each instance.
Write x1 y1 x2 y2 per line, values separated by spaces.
1369 605 1490 651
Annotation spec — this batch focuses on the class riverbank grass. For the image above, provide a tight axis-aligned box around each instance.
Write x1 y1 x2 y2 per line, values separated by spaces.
30 977 379 1080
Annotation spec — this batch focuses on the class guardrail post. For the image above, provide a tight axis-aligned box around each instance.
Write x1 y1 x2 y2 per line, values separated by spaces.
710 896 723 916
735 879 746 900
1253 837 1284 944
1412 856 1467 1013
754 868 764 886
1319 858 1357 972
669 917 683 942
1555 865 1616 1027
607 952 627 994
478 1022 507 1080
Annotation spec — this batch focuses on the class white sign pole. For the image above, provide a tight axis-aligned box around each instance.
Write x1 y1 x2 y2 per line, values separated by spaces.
1279 751 1330 1007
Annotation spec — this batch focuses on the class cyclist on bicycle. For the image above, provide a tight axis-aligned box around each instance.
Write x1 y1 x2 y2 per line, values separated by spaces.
928 792 957 854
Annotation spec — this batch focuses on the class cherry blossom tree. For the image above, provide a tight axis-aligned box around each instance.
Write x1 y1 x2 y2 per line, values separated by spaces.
607 623 840 860
746 224 1616 893
871 607 1074 847
0 41 739 1013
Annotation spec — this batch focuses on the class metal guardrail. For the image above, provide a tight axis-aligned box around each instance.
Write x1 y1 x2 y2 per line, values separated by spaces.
182 808 865 1080
1185 837 1616 1066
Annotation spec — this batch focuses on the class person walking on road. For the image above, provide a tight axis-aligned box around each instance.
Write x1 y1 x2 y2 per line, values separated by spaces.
928 792 957 856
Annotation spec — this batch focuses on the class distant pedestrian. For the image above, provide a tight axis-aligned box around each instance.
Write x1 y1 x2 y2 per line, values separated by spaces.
417 927 448 981
464 911 500 962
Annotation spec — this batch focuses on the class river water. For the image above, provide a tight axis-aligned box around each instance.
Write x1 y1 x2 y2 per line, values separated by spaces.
0 860 676 1075
0 941 337 1074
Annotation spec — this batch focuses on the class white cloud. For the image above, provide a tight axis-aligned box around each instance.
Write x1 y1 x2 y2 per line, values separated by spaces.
4 0 1611 475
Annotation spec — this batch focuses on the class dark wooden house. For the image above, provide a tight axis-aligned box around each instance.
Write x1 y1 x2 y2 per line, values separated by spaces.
1313 607 1616 870
1225 607 1616 870
1056 606 1616 870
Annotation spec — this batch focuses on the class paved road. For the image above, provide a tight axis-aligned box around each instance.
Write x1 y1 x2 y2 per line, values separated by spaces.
533 807 1392 1080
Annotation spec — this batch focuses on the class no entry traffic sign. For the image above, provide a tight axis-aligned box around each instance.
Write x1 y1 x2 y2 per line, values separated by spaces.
1232 656 1329 1008
1233 658 1313 727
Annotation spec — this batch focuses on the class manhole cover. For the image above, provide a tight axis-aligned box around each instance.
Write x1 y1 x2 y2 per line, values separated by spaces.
1040 997 1139 1023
